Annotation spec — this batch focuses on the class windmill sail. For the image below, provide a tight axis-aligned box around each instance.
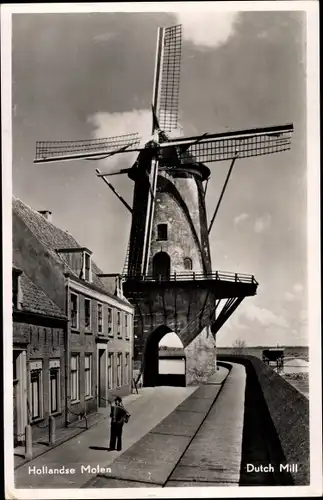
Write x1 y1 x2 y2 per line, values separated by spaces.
159 124 294 165
153 24 182 134
34 133 141 163
139 24 183 276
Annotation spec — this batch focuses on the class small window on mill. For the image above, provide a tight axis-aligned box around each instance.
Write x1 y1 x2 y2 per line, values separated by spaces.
184 257 193 270
157 224 168 241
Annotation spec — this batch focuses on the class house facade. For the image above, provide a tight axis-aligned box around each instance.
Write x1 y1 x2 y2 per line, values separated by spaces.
65 273 134 420
13 266 67 445
13 197 134 430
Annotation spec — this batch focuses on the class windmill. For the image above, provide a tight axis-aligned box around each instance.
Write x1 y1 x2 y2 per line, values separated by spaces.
34 24 293 386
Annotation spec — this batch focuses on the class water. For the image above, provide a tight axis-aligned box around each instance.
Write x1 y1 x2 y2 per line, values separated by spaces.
159 359 185 375
282 358 309 374
281 358 309 399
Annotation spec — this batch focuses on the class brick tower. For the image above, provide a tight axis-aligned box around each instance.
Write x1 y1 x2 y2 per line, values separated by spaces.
123 148 258 386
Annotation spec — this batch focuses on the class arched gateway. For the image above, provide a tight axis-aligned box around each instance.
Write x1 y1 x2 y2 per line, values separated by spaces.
143 325 186 387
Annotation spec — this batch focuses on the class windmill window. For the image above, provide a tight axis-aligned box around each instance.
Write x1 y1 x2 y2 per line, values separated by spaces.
157 224 168 241
184 257 193 270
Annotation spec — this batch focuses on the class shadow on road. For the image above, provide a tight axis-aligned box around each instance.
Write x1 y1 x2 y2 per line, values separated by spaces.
239 361 294 486
89 446 110 451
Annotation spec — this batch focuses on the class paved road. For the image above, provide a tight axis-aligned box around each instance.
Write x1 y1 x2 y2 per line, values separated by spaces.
14 386 197 489
165 363 245 487
86 365 244 489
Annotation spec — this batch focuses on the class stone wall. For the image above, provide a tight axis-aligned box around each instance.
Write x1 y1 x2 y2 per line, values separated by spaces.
217 354 309 485
13 318 66 441
185 327 216 385
150 188 204 273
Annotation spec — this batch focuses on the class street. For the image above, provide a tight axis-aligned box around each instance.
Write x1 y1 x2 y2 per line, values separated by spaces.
14 386 197 488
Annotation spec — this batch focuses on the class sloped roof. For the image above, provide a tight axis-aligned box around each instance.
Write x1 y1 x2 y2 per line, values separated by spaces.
13 197 111 293
17 271 67 319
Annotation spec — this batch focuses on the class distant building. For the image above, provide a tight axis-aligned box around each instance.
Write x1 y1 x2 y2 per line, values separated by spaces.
13 197 134 432
262 348 285 371
12 266 67 445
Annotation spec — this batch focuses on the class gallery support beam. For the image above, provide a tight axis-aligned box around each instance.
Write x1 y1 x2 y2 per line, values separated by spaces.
208 154 238 235
96 168 132 213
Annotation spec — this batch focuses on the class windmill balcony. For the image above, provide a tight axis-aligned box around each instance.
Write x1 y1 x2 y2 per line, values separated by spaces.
124 270 258 286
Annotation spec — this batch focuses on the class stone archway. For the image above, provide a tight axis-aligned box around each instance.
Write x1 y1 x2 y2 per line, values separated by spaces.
143 325 185 387
152 252 171 280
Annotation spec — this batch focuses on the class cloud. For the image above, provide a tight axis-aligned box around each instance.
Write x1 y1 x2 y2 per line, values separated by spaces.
88 107 184 171
223 300 290 334
293 283 304 294
87 109 152 170
254 214 271 233
234 212 249 225
243 304 289 329
299 309 307 322
175 12 240 48
284 291 295 302
283 283 304 302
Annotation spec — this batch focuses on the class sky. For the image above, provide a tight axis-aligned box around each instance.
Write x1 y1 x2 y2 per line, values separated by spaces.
11 8 308 347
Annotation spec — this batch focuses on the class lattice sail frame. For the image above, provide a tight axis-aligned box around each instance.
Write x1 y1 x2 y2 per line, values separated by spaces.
157 24 182 133
33 22 293 166
35 133 141 163
161 124 294 165
35 124 293 165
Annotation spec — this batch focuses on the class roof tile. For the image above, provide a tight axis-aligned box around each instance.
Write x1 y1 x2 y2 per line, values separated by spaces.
18 272 67 319
13 197 111 293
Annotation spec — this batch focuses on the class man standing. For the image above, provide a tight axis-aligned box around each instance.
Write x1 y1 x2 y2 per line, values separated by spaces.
109 396 130 451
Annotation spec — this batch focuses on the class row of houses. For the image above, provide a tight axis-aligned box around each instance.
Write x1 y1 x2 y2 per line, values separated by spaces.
12 197 134 446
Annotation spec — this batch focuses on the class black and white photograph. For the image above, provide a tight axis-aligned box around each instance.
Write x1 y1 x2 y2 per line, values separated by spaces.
2 2 321 498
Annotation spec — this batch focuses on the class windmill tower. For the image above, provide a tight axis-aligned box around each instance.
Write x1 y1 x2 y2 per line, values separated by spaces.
34 24 294 386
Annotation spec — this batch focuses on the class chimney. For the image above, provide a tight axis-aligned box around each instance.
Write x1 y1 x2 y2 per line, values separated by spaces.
38 210 52 222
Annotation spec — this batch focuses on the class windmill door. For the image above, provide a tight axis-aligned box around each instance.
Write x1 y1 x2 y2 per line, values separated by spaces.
152 252 171 280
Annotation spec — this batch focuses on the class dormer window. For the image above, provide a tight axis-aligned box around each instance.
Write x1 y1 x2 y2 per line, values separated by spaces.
83 252 92 282
12 268 22 309
56 247 92 282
